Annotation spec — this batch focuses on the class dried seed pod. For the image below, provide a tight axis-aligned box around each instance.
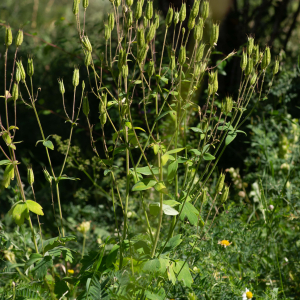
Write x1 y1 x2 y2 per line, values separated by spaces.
190 0 200 19
261 46 271 70
179 2 186 22
43 169 52 184
250 72 257 86
27 167 34 186
188 15 195 30
15 66 21 84
194 20 203 41
273 58 279 75
146 1 153 20
137 28 145 47
83 0 89 8
72 67 80 87
146 23 156 43
12 83 18 101
245 58 253 76
221 96 233 114
169 54 176 70
84 51 92 66
166 7 173 27
81 35 92 52
178 45 186 66
174 12 179 25
220 186 229 203
82 95 90 116
108 13 115 31
195 43 205 62
202 0 209 20
58 79 65 94
73 0 80 15
138 45 149 63
15 30 23 47
240 49 247 71
105 24 111 40
122 64 129 78
210 23 219 46
148 60 155 76
253 45 260 65
216 173 225 194
27 58 34 77
247 36 254 56
126 0 133 6
135 0 142 20
155 13 160 29
5 26 13 47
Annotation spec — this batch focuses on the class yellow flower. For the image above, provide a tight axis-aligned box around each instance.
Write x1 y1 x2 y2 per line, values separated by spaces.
246 291 253 299
218 240 232 247
68 269 74 274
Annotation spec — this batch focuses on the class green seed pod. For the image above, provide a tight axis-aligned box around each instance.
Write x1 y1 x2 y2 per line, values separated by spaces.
73 0 80 15
118 49 127 70
261 46 271 70
190 0 200 19
208 83 213 96
178 45 186 66
210 23 219 46
115 0 121 7
146 23 156 43
135 1 142 20
122 64 129 78
12 83 18 101
247 36 254 56
146 1 153 20
169 55 176 71
126 0 133 6
273 59 279 75
221 96 233 114
216 172 225 194
27 58 34 77
84 51 92 66
148 60 155 77
174 12 179 25
194 21 203 41
5 26 12 47
99 93 107 126
82 80 85 91
179 2 186 22
81 35 92 52
166 7 173 27
213 70 218 94
253 45 259 65
240 49 247 71
82 95 90 116
83 0 89 8
73 67 79 87
15 66 21 84
127 11 133 29
182 27 186 37
143 16 148 28
17 61 26 82
250 72 257 86
220 186 229 203
195 43 205 62
155 13 160 29
105 24 111 40
137 28 145 47
58 79 65 94
27 167 34 186
43 169 52 184
245 58 253 76
201 118 208 132
138 44 149 63
200 190 207 205
202 0 209 20
15 30 23 47
201 61 207 73
108 13 115 31
188 15 196 30
194 64 201 77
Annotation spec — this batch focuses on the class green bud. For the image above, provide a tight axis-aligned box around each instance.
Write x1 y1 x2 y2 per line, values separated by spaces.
240 49 247 71
81 35 92 52
146 1 153 20
58 79 65 94
73 0 80 15
210 23 219 46
247 36 254 56
195 43 205 62
148 60 155 77
221 96 233 114
105 24 111 40
179 3 186 22
166 7 173 27
83 0 89 8
15 30 23 47
216 173 225 194
15 66 21 84
12 83 18 101
27 58 34 77
138 44 149 63
122 64 129 78
27 167 34 186
202 0 209 20
261 46 271 70
5 26 13 47
190 0 200 19
135 0 142 20
250 72 257 86
84 51 92 66
137 28 145 47
245 58 253 76
108 13 115 31
169 54 176 71
273 59 279 75
174 12 179 25
194 20 203 41
253 45 259 65
82 95 90 116
126 0 133 6
43 169 52 184
155 13 160 29
178 45 186 66
73 67 79 87
146 23 156 43
220 186 229 203
188 15 196 30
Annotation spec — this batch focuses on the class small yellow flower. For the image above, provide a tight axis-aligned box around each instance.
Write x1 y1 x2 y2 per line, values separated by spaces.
218 240 232 247
242 288 253 299
68 269 74 274
246 291 253 299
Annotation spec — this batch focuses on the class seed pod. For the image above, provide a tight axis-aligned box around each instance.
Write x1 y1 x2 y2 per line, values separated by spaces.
240 49 247 71
202 0 209 20
5 26 13 47
220 186 229 203
178 45 186 66
250 72 257 86
245 58 253 76
138 44 149 63
247 36 254 56
174 12 179 25
58 79 65 94
126 0 133 6
118 49 127 70
82 95 90 116
221 96 233 114
83 0 88 8
127 11 133 29
166 7 173 27
15 30 23 47
84 51 92 66
213 70 218 94
15 66 21 84
81 35 92 52
261 46 271 70
169 54 176 70
188 15 195 30
27 167 34 186
143 16 148 28
201 118 208 132
17 61 26 82
108 13 115 31
115 0 121 7
194 21 203 41
99 93 107 126
146 1 153 20
105 24 111 40
179 2 186 22
182 27 185 37
135 0 142 20
12 83 18 101
43 169 52 184
155 13 160 29
273 59 279 75
190 0 200 19
73 67 79 87
122 64 129 78
200 190 207 205
216 173 225 194
210 23 219 46
148 60 155 77
27 58 34 77
252 45 259 65
195 43 205 62
194 64 201 77
137 28 145 47
208 83 213 96
146 23 156 43
73 0 80 15
82 80 85 91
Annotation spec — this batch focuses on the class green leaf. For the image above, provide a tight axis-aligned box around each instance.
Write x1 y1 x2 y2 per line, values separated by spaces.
163 204 179 215
163 234 182 253
167 160 178 183
155 110 172 122
189 149 201 156
54 276 69 299
43 235 76 253
142 258 161 273
149 203 160 216
225 131 237 145
134 80 142 84
106 244 120 268
8 126 19 130
133 127 146 132
9 203 29 226
165 148 185 155
154 181 168 194
43 140 54 150
24 253 43 271
133 166 159 175
160 76 168 84
0 160 11 166
132 179 157 191
57 175 80 181
48 246 74 263
163 200 180 207
189 127 203 133
169 91 178 96
32 256 53 278
174 261 193 287
179 202 199 225
26 200 44 216
203 153 215 160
